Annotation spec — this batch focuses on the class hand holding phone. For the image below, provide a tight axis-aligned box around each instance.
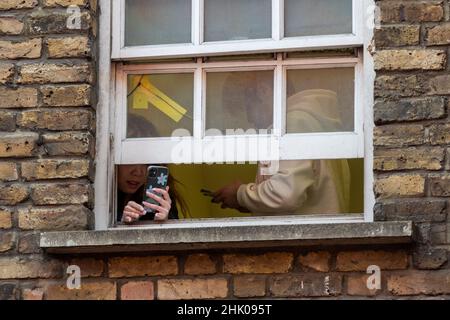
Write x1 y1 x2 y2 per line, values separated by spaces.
143 166 169 218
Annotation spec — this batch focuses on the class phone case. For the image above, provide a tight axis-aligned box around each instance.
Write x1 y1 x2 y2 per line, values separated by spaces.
143 166 169 215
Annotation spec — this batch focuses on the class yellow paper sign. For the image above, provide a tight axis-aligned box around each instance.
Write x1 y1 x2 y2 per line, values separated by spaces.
129 76 188 123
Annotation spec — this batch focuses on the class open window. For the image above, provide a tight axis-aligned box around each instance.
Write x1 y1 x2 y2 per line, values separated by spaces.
109 0 373 226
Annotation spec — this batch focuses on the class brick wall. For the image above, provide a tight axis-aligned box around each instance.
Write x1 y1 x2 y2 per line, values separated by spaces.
0 0 449 300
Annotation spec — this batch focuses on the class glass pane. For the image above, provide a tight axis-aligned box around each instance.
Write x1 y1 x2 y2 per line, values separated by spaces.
125 0 191 46
114 159 363 223
204 0 272 42
127 73 194 138
286 68 354 133
285 0 353 37
205 70 274 135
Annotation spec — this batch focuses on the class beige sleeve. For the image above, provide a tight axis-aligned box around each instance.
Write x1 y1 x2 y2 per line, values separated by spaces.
236 160 316 214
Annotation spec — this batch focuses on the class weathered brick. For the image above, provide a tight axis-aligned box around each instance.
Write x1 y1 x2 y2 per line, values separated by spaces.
374 199 447 223
108 256 178 278
18 205 91 231
0 232 16 252
0 209 12 229
0 162 18 181
428 124 450 145
428 75 450 95
184 254 216 275
388 271 450 296
17 109 93 131
157 278 228 300
0 0 38 10
346 275 380 297
375 174 425 198
21 159 90 181
41 84 91 106
0 132 38 158
44 0 88 7
413 248 448 270
374 50 446 71
269 274 342 297
0 184 28 205
121 281 154 300
374 147 444 171
42 132 92 156
0 256 62 279
374 124 425 147
0 39 41 59
374 97 446 124
336 250 408 271
18 232 42 254
18 63 91 84
298 251 331 272
429 175 450 197
374 25 420 47
403 3 444 22
47 36 91 58
378 2 401 23
0 64 14 84
426 23 450 45
45 281 116 300
233 276 266 298
0 17 24 35
31 183 90 205
27 10 91 35
69 258 104 277
375 75 426 98
22 288 43 300
0 111 16 132
223 252 293 274
0 87 38 108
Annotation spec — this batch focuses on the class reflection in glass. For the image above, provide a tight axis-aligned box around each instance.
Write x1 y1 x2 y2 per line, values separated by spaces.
285 0 353 37
125 0 192 46
127 73 194 138
286 68 354 133
204 0 272 42
205 70 274 135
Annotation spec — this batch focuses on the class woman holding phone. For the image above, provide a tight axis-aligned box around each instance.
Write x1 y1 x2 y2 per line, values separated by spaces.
117 164 187 223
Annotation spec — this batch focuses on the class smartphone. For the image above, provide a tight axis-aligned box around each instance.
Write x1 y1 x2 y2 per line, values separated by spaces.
143 165 169 217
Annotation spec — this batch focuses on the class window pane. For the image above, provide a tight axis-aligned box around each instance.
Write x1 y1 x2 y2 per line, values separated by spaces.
125 0 191 46
285 0 353 37
286 68 354 133
205 70 274 135
127 73 194 138
204 0 272 42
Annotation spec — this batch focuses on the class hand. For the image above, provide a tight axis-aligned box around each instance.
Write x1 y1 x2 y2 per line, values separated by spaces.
212 181 243 210
143 186 172 221
122 201 146 224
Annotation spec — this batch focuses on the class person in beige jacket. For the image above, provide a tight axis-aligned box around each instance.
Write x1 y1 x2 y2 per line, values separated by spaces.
213 87 351 216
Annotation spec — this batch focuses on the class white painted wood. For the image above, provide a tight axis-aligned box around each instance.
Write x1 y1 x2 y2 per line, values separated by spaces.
363 0 376 223
95 0 113 230
113 35 362 60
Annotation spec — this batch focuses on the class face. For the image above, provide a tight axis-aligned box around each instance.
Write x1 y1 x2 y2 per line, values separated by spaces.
117 164 147 194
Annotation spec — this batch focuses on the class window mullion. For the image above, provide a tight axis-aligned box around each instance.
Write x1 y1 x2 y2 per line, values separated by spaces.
192 0 202 45
193 59 203 140
273 53 284 137
272 0 283 41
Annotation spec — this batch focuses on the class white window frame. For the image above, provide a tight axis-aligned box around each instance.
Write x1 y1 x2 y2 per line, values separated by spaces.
95 0 375 230
114 55 363 164
112 0 364 60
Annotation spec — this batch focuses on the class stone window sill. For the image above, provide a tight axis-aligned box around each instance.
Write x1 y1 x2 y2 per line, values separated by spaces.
40 220 414 254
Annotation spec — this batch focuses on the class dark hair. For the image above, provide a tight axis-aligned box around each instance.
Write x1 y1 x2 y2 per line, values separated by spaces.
118 114 190 220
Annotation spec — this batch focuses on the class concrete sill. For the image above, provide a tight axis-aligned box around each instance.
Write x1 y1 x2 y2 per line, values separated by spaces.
40 220 414 254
